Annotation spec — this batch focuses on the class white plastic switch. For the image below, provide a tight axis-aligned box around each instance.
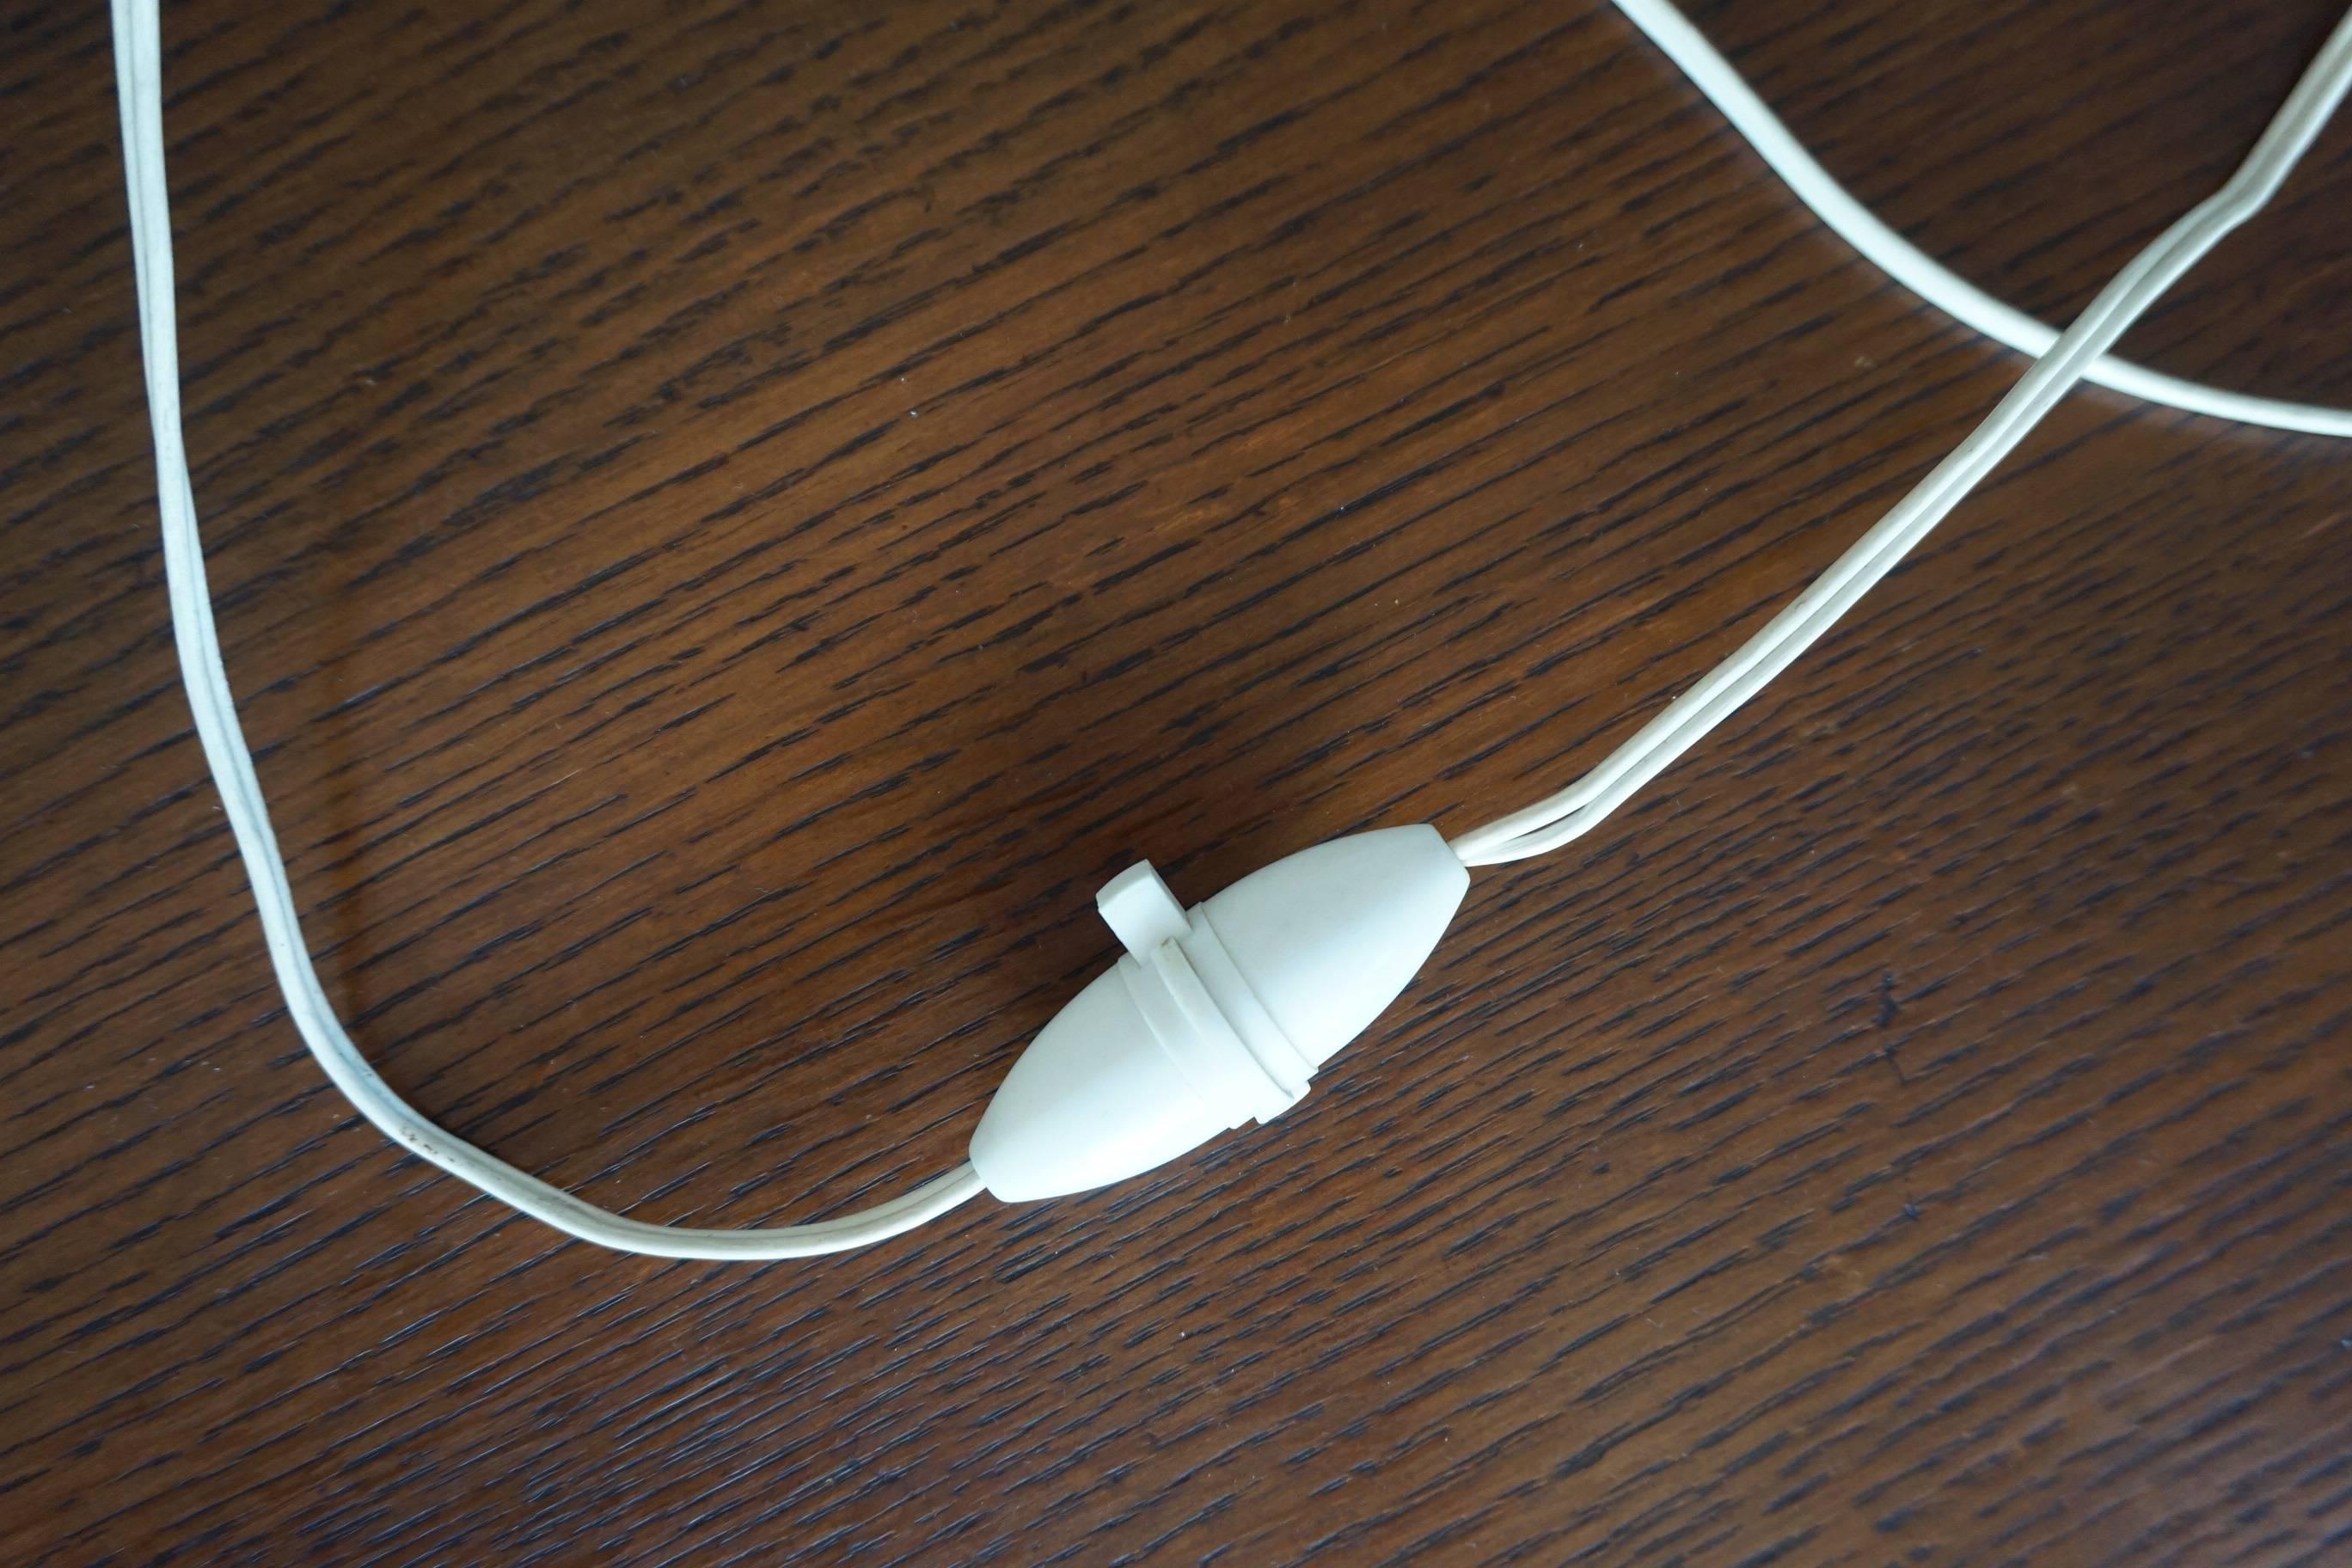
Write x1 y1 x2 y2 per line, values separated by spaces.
1095 861 1190 955
967 826 1470 1201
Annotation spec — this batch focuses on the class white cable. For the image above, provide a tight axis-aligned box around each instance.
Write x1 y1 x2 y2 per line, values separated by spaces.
109 0 984 1259
1611 0 2352 438
1453 4 2352 867
113 0 2351 1247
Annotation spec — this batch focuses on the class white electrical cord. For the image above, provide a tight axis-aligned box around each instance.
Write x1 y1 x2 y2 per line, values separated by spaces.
1453 4 2352 867
1608 0 2352 439
111 0 2349 1252
111 0 985 1259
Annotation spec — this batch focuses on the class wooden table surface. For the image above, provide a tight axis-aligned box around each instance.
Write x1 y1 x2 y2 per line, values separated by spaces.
7 0 2351 1561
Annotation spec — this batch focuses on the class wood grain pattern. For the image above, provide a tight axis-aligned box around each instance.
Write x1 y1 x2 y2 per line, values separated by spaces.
4 0 2350 1560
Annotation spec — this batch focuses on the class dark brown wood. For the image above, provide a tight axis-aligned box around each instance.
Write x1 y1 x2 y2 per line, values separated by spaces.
4 0 2349 1560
